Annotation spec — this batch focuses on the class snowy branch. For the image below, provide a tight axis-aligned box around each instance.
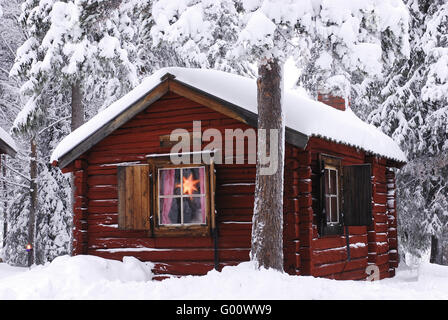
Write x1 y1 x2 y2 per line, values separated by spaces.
0 177 29 189
2 162 31 181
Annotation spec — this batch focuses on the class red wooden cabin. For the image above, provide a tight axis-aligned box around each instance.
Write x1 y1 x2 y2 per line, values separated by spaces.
51 68 406 280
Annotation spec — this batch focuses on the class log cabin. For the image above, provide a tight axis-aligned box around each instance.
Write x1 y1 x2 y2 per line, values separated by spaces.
51 67 406 280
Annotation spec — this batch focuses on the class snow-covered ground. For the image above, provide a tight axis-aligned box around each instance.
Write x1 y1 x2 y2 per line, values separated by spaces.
0 255 447 300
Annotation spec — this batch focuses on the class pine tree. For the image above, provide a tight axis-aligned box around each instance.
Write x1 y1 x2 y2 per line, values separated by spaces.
0 0 25 256
8 0 139 265
367 0 448 264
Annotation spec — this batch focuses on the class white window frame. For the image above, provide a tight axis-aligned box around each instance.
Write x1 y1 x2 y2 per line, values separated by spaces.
324 165 340 225
157 166 207 226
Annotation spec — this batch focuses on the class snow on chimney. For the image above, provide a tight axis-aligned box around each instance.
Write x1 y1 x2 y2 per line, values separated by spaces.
317 93 347 111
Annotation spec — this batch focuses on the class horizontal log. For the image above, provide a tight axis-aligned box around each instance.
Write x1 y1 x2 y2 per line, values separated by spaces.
388 238 398 249
88 175 117 186
297 166 312 179
367 232 388 243
313 245 368 265
297 151 311 165
313 257 368 277
216 195 254 209
216 184 255 194
89 247 250 262
312 234 367 251
368 252 390 266
373 193 387 204
372 222 388 233
298 179 312 193
368 242 389 255
88 234 250 250
152 262 216 276
87 186 117 200
332 267 368 280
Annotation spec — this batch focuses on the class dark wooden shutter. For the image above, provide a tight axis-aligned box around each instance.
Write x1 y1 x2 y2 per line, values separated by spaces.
117 165 150 230
342 164 372 226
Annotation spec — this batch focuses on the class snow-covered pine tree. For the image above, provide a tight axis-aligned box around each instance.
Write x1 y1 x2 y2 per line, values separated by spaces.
150 0 251 74
368 0 448 265
298 1 410 103
0 0 25 258
6 0 66 266
0 0 24 128
8 0 139 265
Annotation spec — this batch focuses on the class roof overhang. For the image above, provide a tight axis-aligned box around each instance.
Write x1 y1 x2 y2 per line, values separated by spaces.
0 139 17 157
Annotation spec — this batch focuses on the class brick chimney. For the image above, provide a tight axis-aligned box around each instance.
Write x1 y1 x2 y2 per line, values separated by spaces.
317 93 347 111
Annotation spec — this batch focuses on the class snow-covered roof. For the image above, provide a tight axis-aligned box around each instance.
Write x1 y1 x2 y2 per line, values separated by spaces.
51 67 407 166
0 126 17 157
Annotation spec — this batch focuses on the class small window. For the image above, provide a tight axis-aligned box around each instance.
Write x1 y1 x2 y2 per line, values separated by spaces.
149 157 215 237
318 154 343 236
317 154 373 237
324 165 340 224
158 166 207 226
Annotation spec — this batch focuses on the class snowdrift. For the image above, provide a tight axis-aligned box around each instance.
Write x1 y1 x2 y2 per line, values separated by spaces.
0 255 447 299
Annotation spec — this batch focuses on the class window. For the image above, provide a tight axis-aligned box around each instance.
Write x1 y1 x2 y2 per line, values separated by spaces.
117 157 215 237
158 166 207 226
317 153 373 237
318 154 343 236
324 165 339 224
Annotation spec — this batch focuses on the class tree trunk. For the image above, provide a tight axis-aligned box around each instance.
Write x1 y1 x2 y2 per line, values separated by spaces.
250 58 285 271
69 82 84 255
431 235 448 265
1 155 7 247
28 138 38 267
429 235 443 264
71 81 84 131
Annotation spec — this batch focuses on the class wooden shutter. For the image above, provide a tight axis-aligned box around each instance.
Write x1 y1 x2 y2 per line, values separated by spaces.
117 165 151 230
342 164 372 226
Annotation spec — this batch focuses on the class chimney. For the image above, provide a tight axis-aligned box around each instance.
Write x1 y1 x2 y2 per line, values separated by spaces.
317 93 347 111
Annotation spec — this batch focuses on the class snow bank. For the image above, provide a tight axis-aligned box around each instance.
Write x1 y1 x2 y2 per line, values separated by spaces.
1 255 448 299
51 67 407 165
0 255 153 299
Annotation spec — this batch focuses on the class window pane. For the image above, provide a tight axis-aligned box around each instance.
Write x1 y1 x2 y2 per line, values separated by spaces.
324 169 330 194
160 198 181 225
330 170 337 194
330 197 338 223
325 196 331 222
182 196 206 224
180 167 203 196
160 169 181 196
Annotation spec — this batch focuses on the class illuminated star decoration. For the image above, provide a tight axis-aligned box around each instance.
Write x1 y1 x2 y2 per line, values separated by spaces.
176 173 200 199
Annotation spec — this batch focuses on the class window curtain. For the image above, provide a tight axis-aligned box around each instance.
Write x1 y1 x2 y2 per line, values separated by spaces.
161 169 175 224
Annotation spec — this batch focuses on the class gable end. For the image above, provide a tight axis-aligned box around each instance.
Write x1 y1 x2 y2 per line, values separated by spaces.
56 74 309 169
